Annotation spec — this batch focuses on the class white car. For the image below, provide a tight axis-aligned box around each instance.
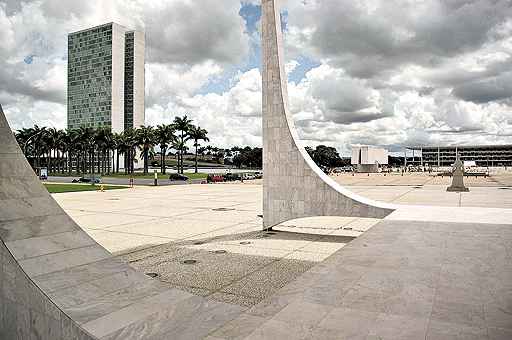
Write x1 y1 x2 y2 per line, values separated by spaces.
243 173 255 180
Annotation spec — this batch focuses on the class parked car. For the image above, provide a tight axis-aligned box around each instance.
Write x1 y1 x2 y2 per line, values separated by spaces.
243 173 255 180
254 171 263 179
207 174 225 183
223 173 241 182
72 177 101 184
169 173 189 181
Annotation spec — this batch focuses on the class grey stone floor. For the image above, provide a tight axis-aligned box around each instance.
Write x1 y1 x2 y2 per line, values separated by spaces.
117 230 354 307
206 219 512 340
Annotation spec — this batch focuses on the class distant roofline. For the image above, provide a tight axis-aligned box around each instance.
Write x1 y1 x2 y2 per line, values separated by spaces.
69 22 116 36
406 144 512 150
69 22 144 36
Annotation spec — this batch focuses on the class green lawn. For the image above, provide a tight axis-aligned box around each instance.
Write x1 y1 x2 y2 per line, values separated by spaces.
44 183 128 193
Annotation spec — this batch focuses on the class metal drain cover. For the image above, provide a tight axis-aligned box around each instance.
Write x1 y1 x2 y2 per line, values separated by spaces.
213 250 227 254
257 214 263 218
266 232 276 235
193 241 205 245
240 241 251 245
212 208 235 211
183 259 197 264
108 198 120 201
499 187 512 190
145 272 159 278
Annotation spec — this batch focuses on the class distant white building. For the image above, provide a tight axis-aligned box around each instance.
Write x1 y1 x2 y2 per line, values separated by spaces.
351 145 388 172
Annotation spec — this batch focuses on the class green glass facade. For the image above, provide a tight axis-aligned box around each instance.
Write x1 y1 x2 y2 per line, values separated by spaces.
67 23 114 130
67 23 144 133
124 32 135 130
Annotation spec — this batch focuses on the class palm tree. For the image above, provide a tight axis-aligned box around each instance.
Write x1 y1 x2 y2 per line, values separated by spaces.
95 128 114 175
155 124 176 174
62 129 76 174
30 125 47 169
121 128 137 174
135 126 155 175
114 131 130 174
173 116 193 174
76 127 94 174
44 128 61 173
188 125 209 173
54 129 67 174
112 132 123 174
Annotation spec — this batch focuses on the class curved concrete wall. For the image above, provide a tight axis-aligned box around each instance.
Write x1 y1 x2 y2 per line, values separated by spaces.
0 104 244 339
0 104 96 339
261 0 396 228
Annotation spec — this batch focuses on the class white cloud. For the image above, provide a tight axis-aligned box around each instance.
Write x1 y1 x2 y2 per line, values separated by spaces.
1 0 512 157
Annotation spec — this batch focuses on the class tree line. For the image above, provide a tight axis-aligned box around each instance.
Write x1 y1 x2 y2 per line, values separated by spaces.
15 115 210 176
306 145 349 171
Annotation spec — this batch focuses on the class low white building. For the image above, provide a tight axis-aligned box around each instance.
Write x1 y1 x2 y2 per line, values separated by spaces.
351 145 388 172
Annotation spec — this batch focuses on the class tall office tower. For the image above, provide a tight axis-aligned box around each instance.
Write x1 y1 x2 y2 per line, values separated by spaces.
67 22 145 133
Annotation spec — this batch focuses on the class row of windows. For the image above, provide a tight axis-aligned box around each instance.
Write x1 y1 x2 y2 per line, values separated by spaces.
70 26 112 39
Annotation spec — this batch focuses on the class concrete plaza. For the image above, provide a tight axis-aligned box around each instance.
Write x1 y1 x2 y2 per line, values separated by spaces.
52 178 512 310
55 183 380 307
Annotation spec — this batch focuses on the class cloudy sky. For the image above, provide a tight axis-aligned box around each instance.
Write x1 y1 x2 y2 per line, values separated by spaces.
1 0 511 155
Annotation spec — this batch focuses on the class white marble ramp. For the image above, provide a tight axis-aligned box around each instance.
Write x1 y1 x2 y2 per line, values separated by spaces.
387 205 512 225
0 104 243 339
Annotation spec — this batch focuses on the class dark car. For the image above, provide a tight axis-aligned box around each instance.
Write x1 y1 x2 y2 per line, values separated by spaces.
169 173 189 181
72 177 101 184
223 173 242 182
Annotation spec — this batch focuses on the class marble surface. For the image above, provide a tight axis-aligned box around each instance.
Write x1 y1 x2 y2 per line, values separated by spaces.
0 103 248 339
209 219 512 339
261 0 394 228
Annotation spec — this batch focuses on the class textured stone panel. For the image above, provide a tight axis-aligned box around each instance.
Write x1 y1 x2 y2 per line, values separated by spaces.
261 0 395 228
0 102 246 339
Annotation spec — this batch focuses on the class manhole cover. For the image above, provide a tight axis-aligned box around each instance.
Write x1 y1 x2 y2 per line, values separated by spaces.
193 241 205 245
212 208 235 211
145 272 159 278
213 250 227 254
240 241 251 245
183 259 197 264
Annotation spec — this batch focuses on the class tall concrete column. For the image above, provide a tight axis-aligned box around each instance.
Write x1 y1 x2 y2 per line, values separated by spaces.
261 0 395 229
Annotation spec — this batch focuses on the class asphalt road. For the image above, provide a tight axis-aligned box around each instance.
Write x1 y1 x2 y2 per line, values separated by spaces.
47 176 202 186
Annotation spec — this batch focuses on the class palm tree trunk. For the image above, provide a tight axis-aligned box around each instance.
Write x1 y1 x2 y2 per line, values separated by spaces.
195 144 198 174
130 148 134 174
47 152 51 173
68 151 72 175
179 150 182 174
144 149 148 175
161 150 164 174
116 150 120 174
